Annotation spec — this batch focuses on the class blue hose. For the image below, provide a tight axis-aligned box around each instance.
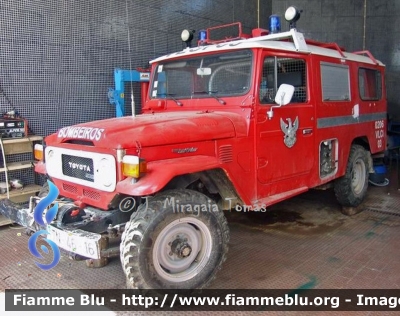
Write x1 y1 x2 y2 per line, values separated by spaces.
369 178 390 187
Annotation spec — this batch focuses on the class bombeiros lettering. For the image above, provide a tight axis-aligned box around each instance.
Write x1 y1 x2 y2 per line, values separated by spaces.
58 126 105 141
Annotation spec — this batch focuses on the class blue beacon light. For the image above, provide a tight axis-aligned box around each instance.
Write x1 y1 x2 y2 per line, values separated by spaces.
198 30 207 45
269 15 281 34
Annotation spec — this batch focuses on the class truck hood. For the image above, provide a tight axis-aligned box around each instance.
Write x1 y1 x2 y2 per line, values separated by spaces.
51 111 247 148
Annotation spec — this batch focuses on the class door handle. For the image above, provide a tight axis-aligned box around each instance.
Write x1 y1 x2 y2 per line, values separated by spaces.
303 128 313 135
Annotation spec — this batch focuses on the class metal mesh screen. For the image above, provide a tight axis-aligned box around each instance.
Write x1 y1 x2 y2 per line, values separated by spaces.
210 62 252 95
0 0 261 188
0 0 260 135
123 82 142 116
260 57 307 103
83 188 101 201
167 70 194 98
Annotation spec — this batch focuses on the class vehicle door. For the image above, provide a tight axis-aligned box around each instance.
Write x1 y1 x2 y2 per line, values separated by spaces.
256 54 315 198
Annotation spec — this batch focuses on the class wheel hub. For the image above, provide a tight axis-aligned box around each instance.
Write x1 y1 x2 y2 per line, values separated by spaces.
153 217 213 282
351 158 366 195
171 238 192 258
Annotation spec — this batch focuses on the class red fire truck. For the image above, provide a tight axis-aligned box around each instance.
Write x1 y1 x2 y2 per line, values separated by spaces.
0 7 386 289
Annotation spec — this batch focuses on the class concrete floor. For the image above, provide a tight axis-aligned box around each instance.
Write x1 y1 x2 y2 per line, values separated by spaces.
0 168 399 315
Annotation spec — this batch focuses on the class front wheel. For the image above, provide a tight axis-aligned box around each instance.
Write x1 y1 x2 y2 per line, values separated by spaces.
120 189 229 289
334 144 370 209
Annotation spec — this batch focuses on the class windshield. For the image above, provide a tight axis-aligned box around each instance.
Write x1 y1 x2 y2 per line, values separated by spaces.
150 50 253 100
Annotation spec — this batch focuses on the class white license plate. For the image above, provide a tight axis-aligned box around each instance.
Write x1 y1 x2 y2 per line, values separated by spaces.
46 225 101 259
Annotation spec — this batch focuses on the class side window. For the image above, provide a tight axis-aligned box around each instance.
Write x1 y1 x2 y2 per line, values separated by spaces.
260 57 307 104
259 57 276 103
320 62 350 101
359 68 382 100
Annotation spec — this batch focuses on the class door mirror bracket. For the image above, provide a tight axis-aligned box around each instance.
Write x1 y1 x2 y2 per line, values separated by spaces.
267 84 295 119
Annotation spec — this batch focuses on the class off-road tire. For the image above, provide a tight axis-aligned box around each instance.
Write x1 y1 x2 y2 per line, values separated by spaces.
120 189 230 289
334 144 369 209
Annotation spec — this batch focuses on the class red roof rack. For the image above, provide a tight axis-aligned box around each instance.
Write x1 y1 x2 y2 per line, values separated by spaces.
304 39 346 57
196 21 378 62
352 50 379 64
199 22 251 45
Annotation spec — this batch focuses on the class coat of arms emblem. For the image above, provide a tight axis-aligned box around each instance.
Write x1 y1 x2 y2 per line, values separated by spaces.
280 116 299 148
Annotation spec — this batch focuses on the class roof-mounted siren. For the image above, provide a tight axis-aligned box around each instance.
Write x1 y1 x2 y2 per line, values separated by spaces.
284 6 302 29
269 15 281 34
181 29 195 48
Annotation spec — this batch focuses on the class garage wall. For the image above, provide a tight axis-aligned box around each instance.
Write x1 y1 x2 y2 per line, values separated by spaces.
0 0 268 137
271 0 400 119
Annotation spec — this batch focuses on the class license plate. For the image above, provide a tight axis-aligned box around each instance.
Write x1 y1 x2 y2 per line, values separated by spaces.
46 225 101 259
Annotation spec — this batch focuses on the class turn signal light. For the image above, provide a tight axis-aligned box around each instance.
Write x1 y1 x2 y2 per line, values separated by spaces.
34 144 44 161
122 156 147 179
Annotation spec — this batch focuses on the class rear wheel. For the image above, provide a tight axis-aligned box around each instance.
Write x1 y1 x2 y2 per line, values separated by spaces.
334 145 369 210
120 189 229 289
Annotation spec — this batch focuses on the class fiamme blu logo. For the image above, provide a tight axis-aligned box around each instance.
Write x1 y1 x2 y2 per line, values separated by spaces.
27 180 60 270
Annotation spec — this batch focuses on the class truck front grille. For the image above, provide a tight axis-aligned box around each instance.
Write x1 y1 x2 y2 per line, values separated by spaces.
46 146 117 193
62 183 78 194
62 154 94 182
83 189 101 201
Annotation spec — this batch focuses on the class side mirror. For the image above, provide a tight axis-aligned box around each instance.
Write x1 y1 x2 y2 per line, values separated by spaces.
267 84 295 119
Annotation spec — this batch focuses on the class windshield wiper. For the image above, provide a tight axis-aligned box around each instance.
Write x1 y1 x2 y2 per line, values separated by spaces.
192 90 226 105
157 93 183 106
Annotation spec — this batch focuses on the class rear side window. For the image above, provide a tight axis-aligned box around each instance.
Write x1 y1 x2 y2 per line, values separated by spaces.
359 68 382 100
320 62 350 101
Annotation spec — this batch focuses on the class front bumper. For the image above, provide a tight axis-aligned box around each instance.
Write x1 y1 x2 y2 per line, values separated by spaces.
0 199 39 230
0 198 125 263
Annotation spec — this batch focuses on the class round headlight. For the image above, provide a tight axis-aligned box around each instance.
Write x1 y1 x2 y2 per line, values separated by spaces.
285 7 295 21
181 29 194 42
284 6 301 22
284 6 302 29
